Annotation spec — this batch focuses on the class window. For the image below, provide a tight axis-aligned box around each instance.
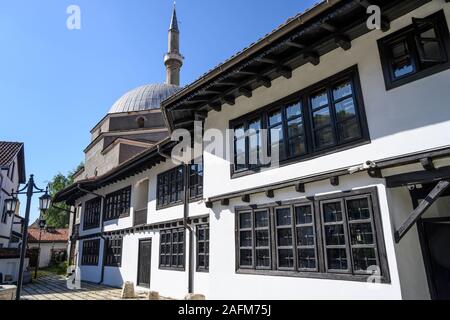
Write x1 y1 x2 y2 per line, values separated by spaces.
378 10 450 90
137 117 146 129
83 197 101 230
236 188 389 282
159 228 185 270
105 237 123 267
196 224 209 272
157 167 184 208
104 186 131 221
231 66 367 175
189 159 203 200
9 161 15 181
1 207 7 224
81 239 100 266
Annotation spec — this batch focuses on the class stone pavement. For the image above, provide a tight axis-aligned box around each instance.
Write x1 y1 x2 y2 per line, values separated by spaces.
22 274 123 300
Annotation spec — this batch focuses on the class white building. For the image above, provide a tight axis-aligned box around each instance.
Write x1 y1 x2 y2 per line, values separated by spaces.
27 227 68 269
0 142 28 283
55 0 450 300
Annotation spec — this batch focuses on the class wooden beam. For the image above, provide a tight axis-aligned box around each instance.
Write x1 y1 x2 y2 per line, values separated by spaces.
222 95 235 106
420 158 435 171
174 119 195 128
257 76 271 88
237 70 259 76
205 201 213 209
395 180 450 243
221 199 230 206
195 111 207 121
321 22 338 33
241 194 250 203
386 166 450 188
209 101 222 112
330 176 340 186
286 41 305 49
295 183 305 193
276 65 292 79
265 190 274 198
256 57 278 64
334 34 352 51
304 52 320 66
239 86 253 98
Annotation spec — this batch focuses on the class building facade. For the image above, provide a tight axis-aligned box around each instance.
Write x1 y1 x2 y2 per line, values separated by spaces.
56 0 450 300
0 142 27 283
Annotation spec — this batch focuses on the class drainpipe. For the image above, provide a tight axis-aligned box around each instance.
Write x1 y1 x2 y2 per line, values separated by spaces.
77 185 106 285
158 145 194 294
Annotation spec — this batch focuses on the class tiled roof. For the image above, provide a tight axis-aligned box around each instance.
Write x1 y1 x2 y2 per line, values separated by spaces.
0 141 23 167
28 228 69 243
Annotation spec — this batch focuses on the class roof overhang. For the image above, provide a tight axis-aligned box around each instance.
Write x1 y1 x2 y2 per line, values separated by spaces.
161 0 432 132
54 138 177 205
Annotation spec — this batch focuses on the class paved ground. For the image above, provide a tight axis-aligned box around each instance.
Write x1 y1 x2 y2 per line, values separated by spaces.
22 274 124 300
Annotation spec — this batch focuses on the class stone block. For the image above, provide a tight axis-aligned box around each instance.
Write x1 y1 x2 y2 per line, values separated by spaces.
0 286 17 300
121 281 135 299
148 291 160 300
184 293 206 300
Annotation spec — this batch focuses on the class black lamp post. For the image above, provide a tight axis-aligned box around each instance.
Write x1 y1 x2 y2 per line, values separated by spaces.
5 174 51 300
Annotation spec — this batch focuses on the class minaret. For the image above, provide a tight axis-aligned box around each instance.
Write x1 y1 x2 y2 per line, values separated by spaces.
164 3 183 86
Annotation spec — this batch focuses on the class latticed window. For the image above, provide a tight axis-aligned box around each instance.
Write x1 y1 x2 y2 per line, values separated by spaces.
104 186 131 221
378 10 450 89
105 237 123 267
189 159 203 200
159 228 185 270
196 224 209 272
157 167 184 208
83 197 101 230
236 189 389 282
81 239 100 266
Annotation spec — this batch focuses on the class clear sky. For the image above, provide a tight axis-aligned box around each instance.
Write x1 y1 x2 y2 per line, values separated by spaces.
0 0 318 223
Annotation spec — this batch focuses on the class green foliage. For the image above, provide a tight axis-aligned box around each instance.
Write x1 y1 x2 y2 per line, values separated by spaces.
42 163 84 228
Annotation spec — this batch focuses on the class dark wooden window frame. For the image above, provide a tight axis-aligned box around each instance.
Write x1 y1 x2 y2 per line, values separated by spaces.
229 65 370 179
103 186 132 222
189 158 204 201
159 228 186 271
235 187 390 283
83 197 102 231
81 239 100 266
196 224 210 272
156 166 184 209
378 10 450 91
105 237 123 267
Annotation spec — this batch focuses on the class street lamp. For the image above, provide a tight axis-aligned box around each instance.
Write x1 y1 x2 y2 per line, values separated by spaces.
4 197 19 216
9 174 51 300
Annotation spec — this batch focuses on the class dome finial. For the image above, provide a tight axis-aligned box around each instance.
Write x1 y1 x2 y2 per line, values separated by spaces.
170 2 179 32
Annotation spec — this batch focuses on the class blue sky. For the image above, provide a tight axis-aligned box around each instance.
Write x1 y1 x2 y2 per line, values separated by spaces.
0 0 317 223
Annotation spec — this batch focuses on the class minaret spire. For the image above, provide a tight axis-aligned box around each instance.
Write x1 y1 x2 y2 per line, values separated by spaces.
164 2 183 86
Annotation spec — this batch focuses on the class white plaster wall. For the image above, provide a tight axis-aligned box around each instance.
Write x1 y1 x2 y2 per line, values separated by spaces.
0 258 29 283
203 2 450 200
28 242 67 268
207 173 403 299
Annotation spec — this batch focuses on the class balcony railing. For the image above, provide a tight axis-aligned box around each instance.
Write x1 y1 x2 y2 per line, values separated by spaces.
134 209 148 227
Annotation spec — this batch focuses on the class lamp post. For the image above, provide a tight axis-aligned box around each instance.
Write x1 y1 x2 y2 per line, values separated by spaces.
34 218 46 279
4 174 51 300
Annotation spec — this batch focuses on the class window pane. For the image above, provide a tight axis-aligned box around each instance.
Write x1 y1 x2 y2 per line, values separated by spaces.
256 249 271 268
240 231 252 247
315 127 334 148
286 103 302 119
269 110 282 126
333 82 353 101
347 198 371 221
325 225 346 246
350 223 374 245
235 126 245 139
297 226 315 246
277 228 293 246
256 230 270 247
313 108 331 128
287 117 303 137
255 210 269 228
337 118 360 142
323 202 343 223
296 206 313 225
311 91 329 110
240 212 252 228
391 40 414 78
327 249 348 270
288 136 306 157
198 228 205 241
335 98 356 122
298 249 316 270
352 248 377 272
278 249 294 268
240 249 253 266
198 255 205 267
270 125 285 159
276 208 292 226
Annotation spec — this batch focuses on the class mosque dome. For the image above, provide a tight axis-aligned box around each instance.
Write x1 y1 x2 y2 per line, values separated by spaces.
108 83 181 114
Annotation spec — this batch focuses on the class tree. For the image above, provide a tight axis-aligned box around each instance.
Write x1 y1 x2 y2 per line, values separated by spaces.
42 163 84 228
